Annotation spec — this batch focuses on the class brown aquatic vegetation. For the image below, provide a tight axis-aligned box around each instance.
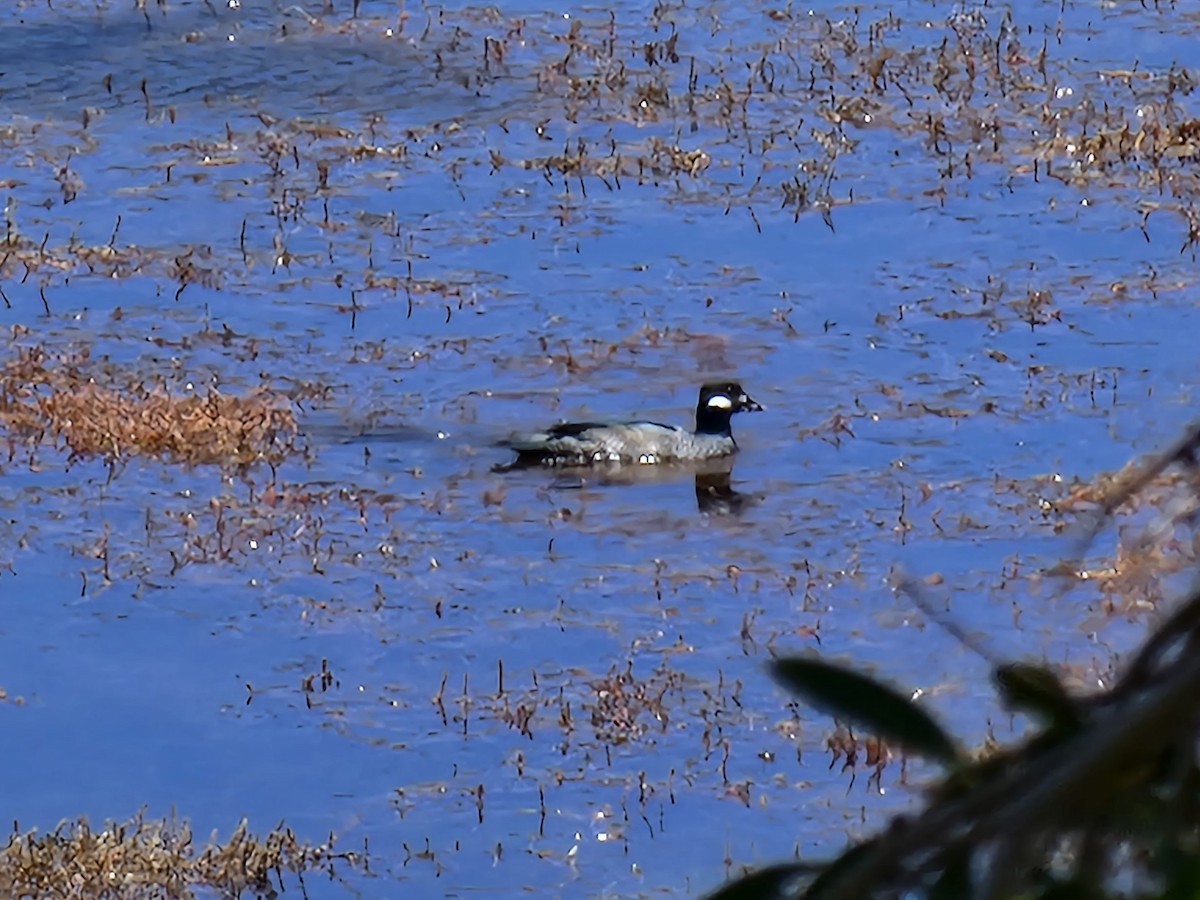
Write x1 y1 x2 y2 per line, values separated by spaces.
826 723 892 794
1030 442 1200 615
0 812 363 898
588 661 681 745
0 347 298 465
3 1 1200 317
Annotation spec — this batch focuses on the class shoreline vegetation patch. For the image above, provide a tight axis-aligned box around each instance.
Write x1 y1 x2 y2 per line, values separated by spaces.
0 812 365 898
0 347 299 466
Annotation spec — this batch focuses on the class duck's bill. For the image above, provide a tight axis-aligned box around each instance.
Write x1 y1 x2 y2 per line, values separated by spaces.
740 394 764 412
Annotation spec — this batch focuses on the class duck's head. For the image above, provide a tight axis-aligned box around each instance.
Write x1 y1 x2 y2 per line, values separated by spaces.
696 382 763 434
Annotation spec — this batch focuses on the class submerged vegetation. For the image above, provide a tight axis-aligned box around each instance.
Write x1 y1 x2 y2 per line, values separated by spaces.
3 0 1200 307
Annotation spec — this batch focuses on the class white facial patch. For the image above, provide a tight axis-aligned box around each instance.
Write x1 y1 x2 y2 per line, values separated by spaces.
706 394 734 410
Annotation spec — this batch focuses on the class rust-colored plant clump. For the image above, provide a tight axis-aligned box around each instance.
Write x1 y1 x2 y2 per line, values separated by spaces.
0 347 298 466
0 812 362 897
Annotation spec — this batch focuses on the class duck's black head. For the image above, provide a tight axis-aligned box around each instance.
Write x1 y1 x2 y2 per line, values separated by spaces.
695 382 763 435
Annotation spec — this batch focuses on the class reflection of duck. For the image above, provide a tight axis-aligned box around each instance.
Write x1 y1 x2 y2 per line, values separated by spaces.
532 459 761 516
499 382 762 469
694 468 761 516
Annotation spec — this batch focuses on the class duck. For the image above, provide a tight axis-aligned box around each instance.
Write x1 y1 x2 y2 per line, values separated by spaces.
499 382 763 468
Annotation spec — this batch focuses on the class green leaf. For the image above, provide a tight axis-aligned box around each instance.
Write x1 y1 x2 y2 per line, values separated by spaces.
770 657 961 766
705 862 817 900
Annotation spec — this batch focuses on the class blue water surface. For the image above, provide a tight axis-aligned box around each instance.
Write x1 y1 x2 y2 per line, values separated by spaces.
1 0 1198 895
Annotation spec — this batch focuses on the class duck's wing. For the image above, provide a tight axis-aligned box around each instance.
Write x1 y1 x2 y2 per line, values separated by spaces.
504 420 684 457
557 422 684 458
543 421 616 440
503 421 613 450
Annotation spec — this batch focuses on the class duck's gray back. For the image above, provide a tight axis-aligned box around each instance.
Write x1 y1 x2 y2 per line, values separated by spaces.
512 421 736 464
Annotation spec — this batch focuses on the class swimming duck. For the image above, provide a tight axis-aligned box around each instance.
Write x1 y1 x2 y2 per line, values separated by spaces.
501 382 763 468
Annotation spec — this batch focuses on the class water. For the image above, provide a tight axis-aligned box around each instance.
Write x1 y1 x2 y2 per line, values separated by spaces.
1 0 1199 895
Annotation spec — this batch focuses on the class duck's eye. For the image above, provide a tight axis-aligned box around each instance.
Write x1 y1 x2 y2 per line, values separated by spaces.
706 394 734 409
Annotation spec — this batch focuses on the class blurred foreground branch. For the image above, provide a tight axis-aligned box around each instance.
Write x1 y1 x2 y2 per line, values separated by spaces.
713 422 1200 900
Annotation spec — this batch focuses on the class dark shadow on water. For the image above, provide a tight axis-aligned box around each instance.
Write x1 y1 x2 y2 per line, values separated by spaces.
507 458 762 517
302 420 432 445
693 469 761 517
